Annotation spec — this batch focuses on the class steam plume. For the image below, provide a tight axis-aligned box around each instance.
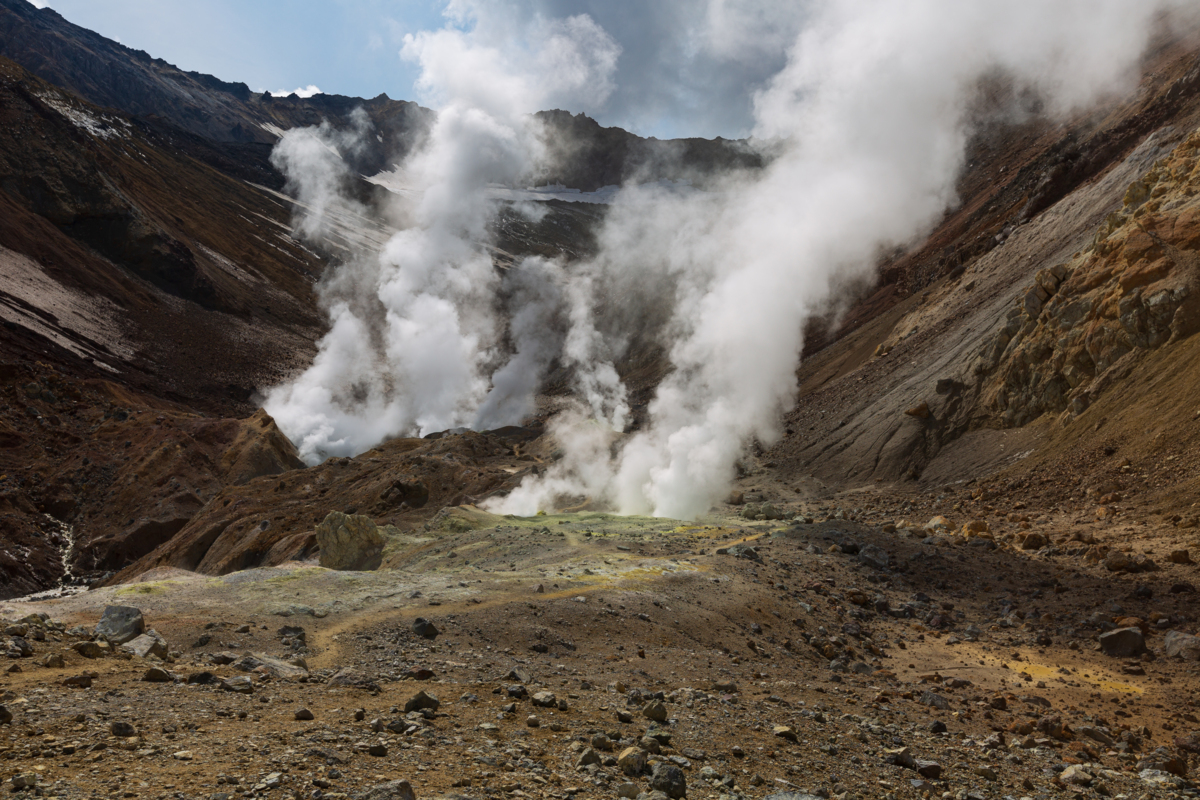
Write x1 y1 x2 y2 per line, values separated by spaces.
264 7 620 463
267 0 1199 518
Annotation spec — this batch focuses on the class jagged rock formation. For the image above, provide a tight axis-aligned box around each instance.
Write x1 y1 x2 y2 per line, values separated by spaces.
769 35 1200 492
978 129 1200 425
106 428 541 584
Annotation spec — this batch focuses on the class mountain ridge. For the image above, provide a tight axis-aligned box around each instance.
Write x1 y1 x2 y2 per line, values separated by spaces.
0 0 763 195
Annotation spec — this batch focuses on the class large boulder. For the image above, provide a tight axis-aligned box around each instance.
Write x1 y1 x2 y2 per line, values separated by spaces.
1099 627 1146 657
316 512 387 571
94 606 145 645
1164 630 1200 660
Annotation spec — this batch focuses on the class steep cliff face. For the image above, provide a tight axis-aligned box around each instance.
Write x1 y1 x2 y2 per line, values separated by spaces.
0 56 326 411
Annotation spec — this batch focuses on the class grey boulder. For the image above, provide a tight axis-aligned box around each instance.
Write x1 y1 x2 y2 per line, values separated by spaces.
1164 630 1200 660
122 630 167 660
94 606 145 645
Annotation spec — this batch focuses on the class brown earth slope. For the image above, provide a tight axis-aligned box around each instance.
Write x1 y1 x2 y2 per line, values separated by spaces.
770 27 1200 513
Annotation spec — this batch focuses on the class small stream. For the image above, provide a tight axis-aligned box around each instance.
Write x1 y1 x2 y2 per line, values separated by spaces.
22 514 88 602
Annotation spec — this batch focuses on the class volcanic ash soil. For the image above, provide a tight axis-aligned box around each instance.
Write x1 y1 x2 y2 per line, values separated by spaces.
0 504 1197 800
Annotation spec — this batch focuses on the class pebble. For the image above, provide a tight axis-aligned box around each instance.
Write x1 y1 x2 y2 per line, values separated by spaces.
220 676 254 694
357 780 416 800
72 641 104 658
1099 627 1146 657
649 762 687 799
1060 765 1094 786
972 765 998 781
63 672 95 688
143 667 173 682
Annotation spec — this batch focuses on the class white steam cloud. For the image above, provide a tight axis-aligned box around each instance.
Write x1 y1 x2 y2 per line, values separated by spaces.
264 5 620 464
269 107 371 242
266 0 1199 517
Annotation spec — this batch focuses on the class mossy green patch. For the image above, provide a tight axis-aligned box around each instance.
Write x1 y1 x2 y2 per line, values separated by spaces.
115 580 177 596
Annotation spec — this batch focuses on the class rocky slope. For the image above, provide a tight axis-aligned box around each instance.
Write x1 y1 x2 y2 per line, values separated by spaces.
769 29 1200 505
0 51 376 442
977 128 1200 427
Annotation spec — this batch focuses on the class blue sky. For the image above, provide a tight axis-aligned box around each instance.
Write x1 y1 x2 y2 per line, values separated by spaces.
28 0 801 140
32 1 442 104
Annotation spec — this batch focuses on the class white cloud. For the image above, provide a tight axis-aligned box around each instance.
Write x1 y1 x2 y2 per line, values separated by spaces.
270 85 323 98
27 0 49 8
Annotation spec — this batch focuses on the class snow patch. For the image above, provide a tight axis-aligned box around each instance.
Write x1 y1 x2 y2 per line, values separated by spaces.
36 93 130 140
